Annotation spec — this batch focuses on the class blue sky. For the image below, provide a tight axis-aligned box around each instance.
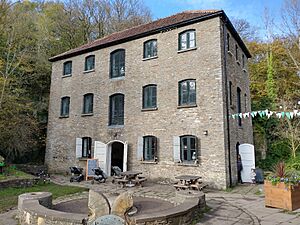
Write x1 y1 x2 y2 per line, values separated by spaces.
144 0 283 37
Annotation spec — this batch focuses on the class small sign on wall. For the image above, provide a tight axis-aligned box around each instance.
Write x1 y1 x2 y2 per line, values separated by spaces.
86 159 98 180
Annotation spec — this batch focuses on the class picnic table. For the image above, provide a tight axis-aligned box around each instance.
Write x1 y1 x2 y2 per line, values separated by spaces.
174 175 207 191
113 171 147 188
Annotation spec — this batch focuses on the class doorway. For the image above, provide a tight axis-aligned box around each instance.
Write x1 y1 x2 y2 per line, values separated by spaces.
111 142 124 172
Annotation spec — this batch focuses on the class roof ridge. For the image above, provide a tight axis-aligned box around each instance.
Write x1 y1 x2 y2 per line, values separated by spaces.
50 10 228 61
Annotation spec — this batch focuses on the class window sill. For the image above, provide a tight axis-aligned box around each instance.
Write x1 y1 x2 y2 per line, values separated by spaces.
78 157 91 161
227 50 233 56
177 47 197 54
141 161 158 164
108 125 124 129
81 113 93 117
59 115 69 119
236 60 240 65
62 74 72 78
83 69 95 74
110 76 125 81
176 163 199 167
142 56 158 61
177 104 197 109
243 68 247 73
141 107 158 112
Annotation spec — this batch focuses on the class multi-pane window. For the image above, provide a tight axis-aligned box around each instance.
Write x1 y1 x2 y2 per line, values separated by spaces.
180 135 197 162
83 93 93 114
237 87 242 126
143 39 157 58
143 136 157 161
85 55 95 71
82 137 92 158
60 96 70 117
242 54 245 68
109 94 124 125
179 79 196 106
244 93 247 111
143 85 157 109
227 33 230 52
110 49 125 78
63 61 72 76
179 30 196 51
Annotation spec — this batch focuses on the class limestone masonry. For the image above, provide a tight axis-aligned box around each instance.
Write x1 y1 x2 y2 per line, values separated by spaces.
46 10 253 189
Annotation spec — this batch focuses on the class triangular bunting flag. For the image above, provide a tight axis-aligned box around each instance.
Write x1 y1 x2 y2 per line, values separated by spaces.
276 112 282 118
258 111 263 117
254 111 258 116
281 112 285 118
286 112 291 119
251 112 256 118
239 113 243 118
290 112 294 119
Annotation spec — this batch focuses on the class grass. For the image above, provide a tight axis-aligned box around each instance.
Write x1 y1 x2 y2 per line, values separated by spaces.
0 182 88 213
0 166 34 181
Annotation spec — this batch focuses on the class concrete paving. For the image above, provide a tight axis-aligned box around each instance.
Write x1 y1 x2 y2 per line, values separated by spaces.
1 176 300 225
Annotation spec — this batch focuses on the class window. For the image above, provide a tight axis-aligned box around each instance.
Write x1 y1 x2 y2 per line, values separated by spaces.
109 94 124 125
244 93 247 112
143 85 157 109
242 54 245 68
143 39 157 58
180 135 197 162
235 44 239 61
110 49 125 78
179 79 196 106
227 33 230 52
85 55 95 71
83 93 93 114
237 87 242 126
63 61 72 76
229 81 232 106
60 97 70 117
143 136 157 161
82 137 92 158
179 30 196 51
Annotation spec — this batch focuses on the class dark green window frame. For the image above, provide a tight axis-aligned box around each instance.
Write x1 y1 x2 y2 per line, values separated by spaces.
143 39 157 58
178 30 196 51
82 137 92 158
85 55 95 71
83 93 93 114
63 61 72 76
180 135 197 162
110 49 125 78
143 136 157 161
60 96 70 117
143 85 157 109
109 93 124 125
179 79 196 106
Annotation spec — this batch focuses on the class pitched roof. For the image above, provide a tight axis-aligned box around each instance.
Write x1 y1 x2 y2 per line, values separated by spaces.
49 10 250 62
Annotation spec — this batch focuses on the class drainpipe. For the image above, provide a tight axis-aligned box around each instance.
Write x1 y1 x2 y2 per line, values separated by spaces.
222 18 232 187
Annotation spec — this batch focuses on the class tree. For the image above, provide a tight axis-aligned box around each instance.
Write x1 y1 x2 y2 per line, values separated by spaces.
231 18 259 42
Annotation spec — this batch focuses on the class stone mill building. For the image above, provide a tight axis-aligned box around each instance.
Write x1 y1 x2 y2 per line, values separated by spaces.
46 10 253 189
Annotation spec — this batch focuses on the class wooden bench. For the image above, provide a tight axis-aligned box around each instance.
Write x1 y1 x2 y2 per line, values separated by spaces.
190 183 208 191
114 178 129 188
173 184 189 191
133 177 147 187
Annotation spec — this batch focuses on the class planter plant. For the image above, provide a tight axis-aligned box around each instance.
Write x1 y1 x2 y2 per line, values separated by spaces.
265 162 300 211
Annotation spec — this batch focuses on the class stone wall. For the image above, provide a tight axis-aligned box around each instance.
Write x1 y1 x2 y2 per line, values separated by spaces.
18 192 87 225
0 178 38 189
45 15 253 189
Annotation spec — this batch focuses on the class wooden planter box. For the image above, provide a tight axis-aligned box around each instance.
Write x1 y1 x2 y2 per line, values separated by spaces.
264 180 300 211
